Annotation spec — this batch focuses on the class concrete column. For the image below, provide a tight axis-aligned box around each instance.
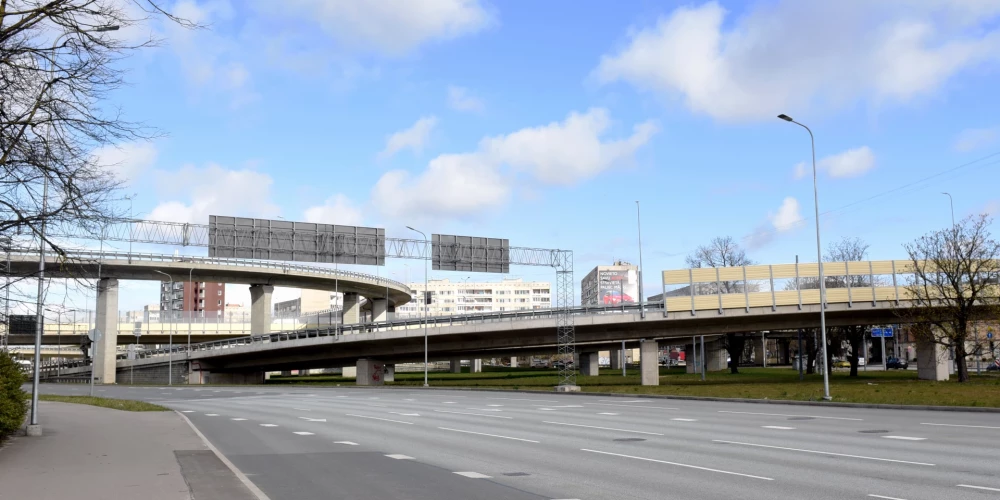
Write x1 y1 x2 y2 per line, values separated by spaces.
684 343 698 374
249 284 273 335
450 359 462 373
372 298 388 322
471 359 482 373
609 349 622 370
94 278 118 384
754 340 766 367
343 292 360 325
705 341 727 371
342 366 357 378
917 339 949 381
384 364 395 382
640 340 659 385
356 359 385 386
580 352 600 376
509 356 518 368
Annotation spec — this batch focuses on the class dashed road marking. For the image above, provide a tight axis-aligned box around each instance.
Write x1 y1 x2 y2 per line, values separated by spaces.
259 424 278 427
231 418 248 421
181 410 194 413
334 441 358 446
921 423 1000 430
346 414 414 425
543 421 663 436
671 418 697 422
882 436 926 441
453 472 492 479
581 448 772 480
762 426 795 430
385 454 414 460
205 414 219 417
598 413 619 416
713 440 934 466
433 409 512 419
868 495 907 500
293 431 315 436
957 485 1000 492
717 410 861 421
438 427 540 443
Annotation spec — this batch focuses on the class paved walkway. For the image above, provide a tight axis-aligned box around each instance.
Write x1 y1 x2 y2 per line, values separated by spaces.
0 401 257 500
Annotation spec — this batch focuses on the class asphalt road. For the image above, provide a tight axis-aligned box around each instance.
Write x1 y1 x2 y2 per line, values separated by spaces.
39 384 1000 500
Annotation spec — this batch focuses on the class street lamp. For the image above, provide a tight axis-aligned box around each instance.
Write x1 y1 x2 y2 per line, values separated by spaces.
778 113 831 401
154 270 174 385
406 226 429 387
29 25 120 433
636 200 645 319
941 192 955 227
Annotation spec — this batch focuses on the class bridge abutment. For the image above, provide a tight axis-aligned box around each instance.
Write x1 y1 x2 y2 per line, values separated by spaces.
94 278 119 384
249 284 274 335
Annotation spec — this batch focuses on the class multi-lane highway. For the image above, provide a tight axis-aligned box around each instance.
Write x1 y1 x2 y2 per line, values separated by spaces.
40 384 999 500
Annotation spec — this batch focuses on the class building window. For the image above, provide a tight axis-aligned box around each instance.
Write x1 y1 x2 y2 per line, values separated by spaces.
515 290 530 295
217 290 223 296
217 300 222 306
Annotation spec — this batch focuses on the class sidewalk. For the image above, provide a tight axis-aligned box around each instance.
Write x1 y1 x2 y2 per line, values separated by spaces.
0 402 257 500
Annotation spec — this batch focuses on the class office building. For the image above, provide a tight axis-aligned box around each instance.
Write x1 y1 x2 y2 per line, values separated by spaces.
159 280 225 318
274 289 344 318
581 260 639 306
395 278 551 318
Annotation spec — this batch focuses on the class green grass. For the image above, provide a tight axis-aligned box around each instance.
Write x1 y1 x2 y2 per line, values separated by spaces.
39 394 169 412
268 366 1000 407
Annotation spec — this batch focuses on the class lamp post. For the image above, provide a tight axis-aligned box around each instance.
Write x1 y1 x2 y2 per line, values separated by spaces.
406 226 429 387
778 113 831 401
154 270 173 385
188 268 194 353
941 192 955 227
636 200 645 319
29 23 120 435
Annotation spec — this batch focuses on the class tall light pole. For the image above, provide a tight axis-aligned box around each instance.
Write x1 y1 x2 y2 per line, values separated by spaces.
636 201 645 319
778 113 831 401
406 226 429 387
154 270 173 385
188 267 194 353
28 23 120 434
941 192 955 227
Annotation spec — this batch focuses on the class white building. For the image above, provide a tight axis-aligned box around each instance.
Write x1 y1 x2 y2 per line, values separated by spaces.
395 278 551 318
274 289 345 318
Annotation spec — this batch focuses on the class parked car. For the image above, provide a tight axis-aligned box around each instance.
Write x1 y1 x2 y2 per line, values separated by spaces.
987 360 1000 371
833 360 851 368
886 357 909 370
553 359 574 369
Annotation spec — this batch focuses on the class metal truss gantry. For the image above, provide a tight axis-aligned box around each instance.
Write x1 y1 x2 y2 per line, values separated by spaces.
54 218 579 387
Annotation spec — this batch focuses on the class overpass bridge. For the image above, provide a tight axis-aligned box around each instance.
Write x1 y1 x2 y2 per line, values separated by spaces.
39 259 956 385
7 248 412 383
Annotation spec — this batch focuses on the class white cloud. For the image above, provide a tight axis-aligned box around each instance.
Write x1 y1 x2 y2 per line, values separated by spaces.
378 116 438 160
448 85 485 112
593 1 1000 121
92 142 158 183
303 194 364 226
276 0 493 55
792 162 808 180
148 163 279 223
817 146 876 178
771 197 804 231
371 108 658 218
954 126 1000 152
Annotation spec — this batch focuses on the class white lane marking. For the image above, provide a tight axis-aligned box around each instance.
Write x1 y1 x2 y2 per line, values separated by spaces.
293 432 315 436
205 414 219 417
433 410 512 419
957 484 1000 492
882 436 926 441
539 408 556 411
336 396 349 398
600 400 648 403
389 412 421 417
598 413 620 416
334 441 358 446
294 408 310 411
544 421 665 436
717 410 862 421
385 454 414 460
298 417 327 422
181 410 195 413
587 403 677 410
672 418 697 422
259 424 278 427
487 404 504 407
230 418 248 421
581 449 772 481
868 495 907 500
921 423 1000 430
404 399 415 402
438 427 540 443
453 471 492 479
762 426 795 430
345 414 414 425
487 397 559 402
713 440 934 466
465 408 503 412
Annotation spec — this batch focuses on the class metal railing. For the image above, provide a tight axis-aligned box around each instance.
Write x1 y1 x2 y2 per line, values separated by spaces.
6 248 412 293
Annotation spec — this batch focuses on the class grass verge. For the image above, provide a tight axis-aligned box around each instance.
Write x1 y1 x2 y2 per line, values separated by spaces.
268 366 1000 407
39 395 169 412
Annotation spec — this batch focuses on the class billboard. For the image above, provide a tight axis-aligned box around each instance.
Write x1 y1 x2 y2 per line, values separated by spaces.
431 234 509 273
597 269 638 305
208 216 385 265
7 315 40 335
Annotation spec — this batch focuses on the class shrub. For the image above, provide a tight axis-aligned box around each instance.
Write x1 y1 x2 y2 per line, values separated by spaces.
0 350 28 440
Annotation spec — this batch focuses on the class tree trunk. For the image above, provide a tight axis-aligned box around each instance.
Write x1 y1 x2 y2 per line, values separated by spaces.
726 334 745 374
955 340 970 382
805 334 817 375
848 331 864 378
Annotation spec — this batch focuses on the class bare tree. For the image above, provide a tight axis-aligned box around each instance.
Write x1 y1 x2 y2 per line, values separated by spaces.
825 237 872 377
901 214 1000 382
686 236 755 373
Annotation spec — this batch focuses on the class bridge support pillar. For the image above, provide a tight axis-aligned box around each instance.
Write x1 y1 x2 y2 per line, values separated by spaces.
471 359 482 373
372 298 388 322
686 340 726 373
610 349 622 370
356 359 385 386
450 359 462 373
916 339 949 381
249 284 274 335
509 356 518 368
343 293 360 324
94 278 119 384
384 364 395 382
580 352 599 376
640 340 659 386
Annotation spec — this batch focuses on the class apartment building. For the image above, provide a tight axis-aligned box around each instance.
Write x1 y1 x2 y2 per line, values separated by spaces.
395 278 551 318
159 281 226 318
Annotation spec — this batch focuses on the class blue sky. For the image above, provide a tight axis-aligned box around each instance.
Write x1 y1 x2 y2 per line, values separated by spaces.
78 0 1000 311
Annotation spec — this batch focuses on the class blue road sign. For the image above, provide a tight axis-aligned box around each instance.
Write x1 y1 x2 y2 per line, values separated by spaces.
871 328 883 338
871 327 893 338
883 327 894 338
988 330 994 340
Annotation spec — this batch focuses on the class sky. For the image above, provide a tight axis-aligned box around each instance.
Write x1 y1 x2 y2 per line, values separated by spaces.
40 0 1000 312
